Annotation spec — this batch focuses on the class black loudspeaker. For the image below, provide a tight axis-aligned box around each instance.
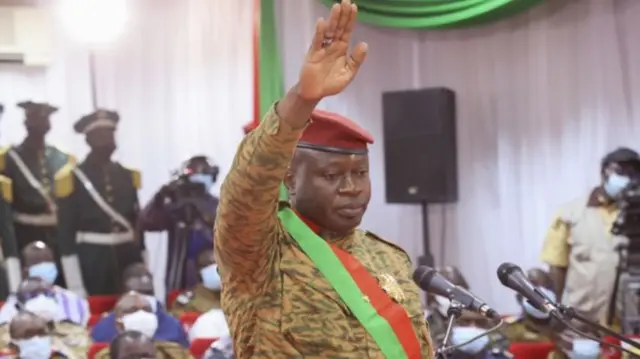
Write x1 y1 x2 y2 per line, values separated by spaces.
381 87 458 204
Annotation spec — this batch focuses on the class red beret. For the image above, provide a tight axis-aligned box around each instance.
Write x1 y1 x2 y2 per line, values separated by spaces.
298 109 373 154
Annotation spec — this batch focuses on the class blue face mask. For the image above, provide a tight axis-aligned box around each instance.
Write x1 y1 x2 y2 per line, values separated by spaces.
200 264 221 290
189 174 213 192
28 262 58 286
14 335 52 359
604 173 630 198
522 287 556 319
569 338 600 359
451 326 489 354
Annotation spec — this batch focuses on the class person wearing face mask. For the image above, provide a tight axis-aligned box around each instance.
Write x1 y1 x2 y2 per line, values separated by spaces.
0 101 75 292
427 266 471 346
138 155 219 292
448 309 512 359
541 147 640 324
92 270 189 347
53 109 144 296
97 330 158 359
0 241 89 325
5 311 76 359
499 268 572 358
93 292 192 358
170 248 221 317
0 277 90 356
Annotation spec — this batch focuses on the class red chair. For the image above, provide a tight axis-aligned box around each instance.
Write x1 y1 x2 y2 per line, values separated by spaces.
508 341 556 359
190 338 218 358
166 290 181 308
88 295 119 314
88 343 109 359
179 312 201 332
88 313 104 328
602 335 640 359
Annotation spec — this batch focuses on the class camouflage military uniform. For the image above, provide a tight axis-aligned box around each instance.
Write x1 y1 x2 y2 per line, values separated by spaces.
214 107 433 359
170 284 221 317
0 321 90 359
54 160 144 295
95 341 194 359
0 175 19 299
0 145 73 288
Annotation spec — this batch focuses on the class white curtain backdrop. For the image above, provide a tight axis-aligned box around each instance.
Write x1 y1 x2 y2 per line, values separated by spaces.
276 0 640 313
0 0 253 301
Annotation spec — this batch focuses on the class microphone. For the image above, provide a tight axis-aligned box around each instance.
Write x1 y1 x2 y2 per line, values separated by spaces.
496 262 560 315
413 266 500 320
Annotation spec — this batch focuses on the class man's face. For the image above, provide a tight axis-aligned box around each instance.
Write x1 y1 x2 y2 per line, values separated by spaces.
456 310 491 330
115 294 153 331
10 315 47 340
115 337 157 359
286 149 371 234
24 117 50 137
23 246 54 268
87 128 117 155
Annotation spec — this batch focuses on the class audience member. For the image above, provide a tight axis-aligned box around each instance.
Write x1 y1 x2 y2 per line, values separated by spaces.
170 248 221 317
0 241 89 325
91 289 188 348
188 307 229 341
5 311 74 358
448 309 510 359
0 278 90 356
95 330 157 359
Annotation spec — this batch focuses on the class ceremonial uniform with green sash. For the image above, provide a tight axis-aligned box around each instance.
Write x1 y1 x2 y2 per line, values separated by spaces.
0 102 74 289
215 107 433 359
0 175 20 298
54 110 144 296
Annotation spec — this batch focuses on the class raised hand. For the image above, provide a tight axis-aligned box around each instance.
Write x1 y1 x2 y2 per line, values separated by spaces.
297 0 368 101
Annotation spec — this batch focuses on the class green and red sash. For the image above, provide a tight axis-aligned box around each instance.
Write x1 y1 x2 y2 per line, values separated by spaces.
278 208 422 359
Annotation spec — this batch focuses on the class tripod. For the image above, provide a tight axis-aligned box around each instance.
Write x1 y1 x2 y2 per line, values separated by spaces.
607 240 640 334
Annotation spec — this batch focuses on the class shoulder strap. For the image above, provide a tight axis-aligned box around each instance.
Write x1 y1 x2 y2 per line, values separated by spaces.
364 230 411 261
6 149 56 211
0 176 11 203
72 168 133 232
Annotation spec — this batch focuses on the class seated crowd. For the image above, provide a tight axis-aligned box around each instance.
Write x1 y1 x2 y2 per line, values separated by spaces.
0 242 232 359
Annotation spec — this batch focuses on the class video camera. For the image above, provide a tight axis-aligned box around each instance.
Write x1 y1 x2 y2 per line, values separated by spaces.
611 180 640 267
158 173 211 227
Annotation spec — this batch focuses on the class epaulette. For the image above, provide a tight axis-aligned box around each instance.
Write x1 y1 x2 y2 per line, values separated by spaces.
0 147 7 172
176 291 193 305
0 176 11 203
53 166 74 198
129 168 141 190
364 230 411 262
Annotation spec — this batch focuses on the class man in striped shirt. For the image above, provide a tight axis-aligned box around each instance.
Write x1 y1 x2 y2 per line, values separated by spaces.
0 241 89 325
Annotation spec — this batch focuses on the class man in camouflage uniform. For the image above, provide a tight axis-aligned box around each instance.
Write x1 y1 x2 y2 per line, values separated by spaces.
54 110 144 296
215 1 432 358
0 101 74 289
4 311 79 359
0 277 91 358
170 248 221 317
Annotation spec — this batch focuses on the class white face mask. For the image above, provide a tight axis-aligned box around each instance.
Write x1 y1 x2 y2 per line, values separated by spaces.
451 326 489 354
569 338 600 359
121 310 158 338
200 264 221 290
13 335 52 359
24 295 61 322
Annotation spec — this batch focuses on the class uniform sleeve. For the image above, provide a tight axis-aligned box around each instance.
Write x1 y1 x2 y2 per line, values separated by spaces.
214 104 305 289
0 176 21 292
54 171 86 294
540 213 571 268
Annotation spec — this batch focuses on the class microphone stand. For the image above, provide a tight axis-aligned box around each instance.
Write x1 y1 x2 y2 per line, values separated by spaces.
556 304 640 351
436 301 463 359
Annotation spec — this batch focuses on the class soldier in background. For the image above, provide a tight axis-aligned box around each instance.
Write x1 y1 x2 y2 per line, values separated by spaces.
54 109 144 296
138 155 219 291
0 103 21 298
0 101 75 289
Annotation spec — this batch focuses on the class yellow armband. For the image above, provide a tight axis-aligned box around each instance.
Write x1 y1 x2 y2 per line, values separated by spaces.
0 175 12 203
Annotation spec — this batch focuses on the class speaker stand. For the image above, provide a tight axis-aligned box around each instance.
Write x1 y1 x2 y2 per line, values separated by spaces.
418 201 435 267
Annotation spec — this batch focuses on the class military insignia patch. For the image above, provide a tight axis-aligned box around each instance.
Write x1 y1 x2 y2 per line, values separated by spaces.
378 273 405 303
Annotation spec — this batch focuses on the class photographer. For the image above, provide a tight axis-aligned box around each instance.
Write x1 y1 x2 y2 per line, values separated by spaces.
540 147 640 324
138 155 219 291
